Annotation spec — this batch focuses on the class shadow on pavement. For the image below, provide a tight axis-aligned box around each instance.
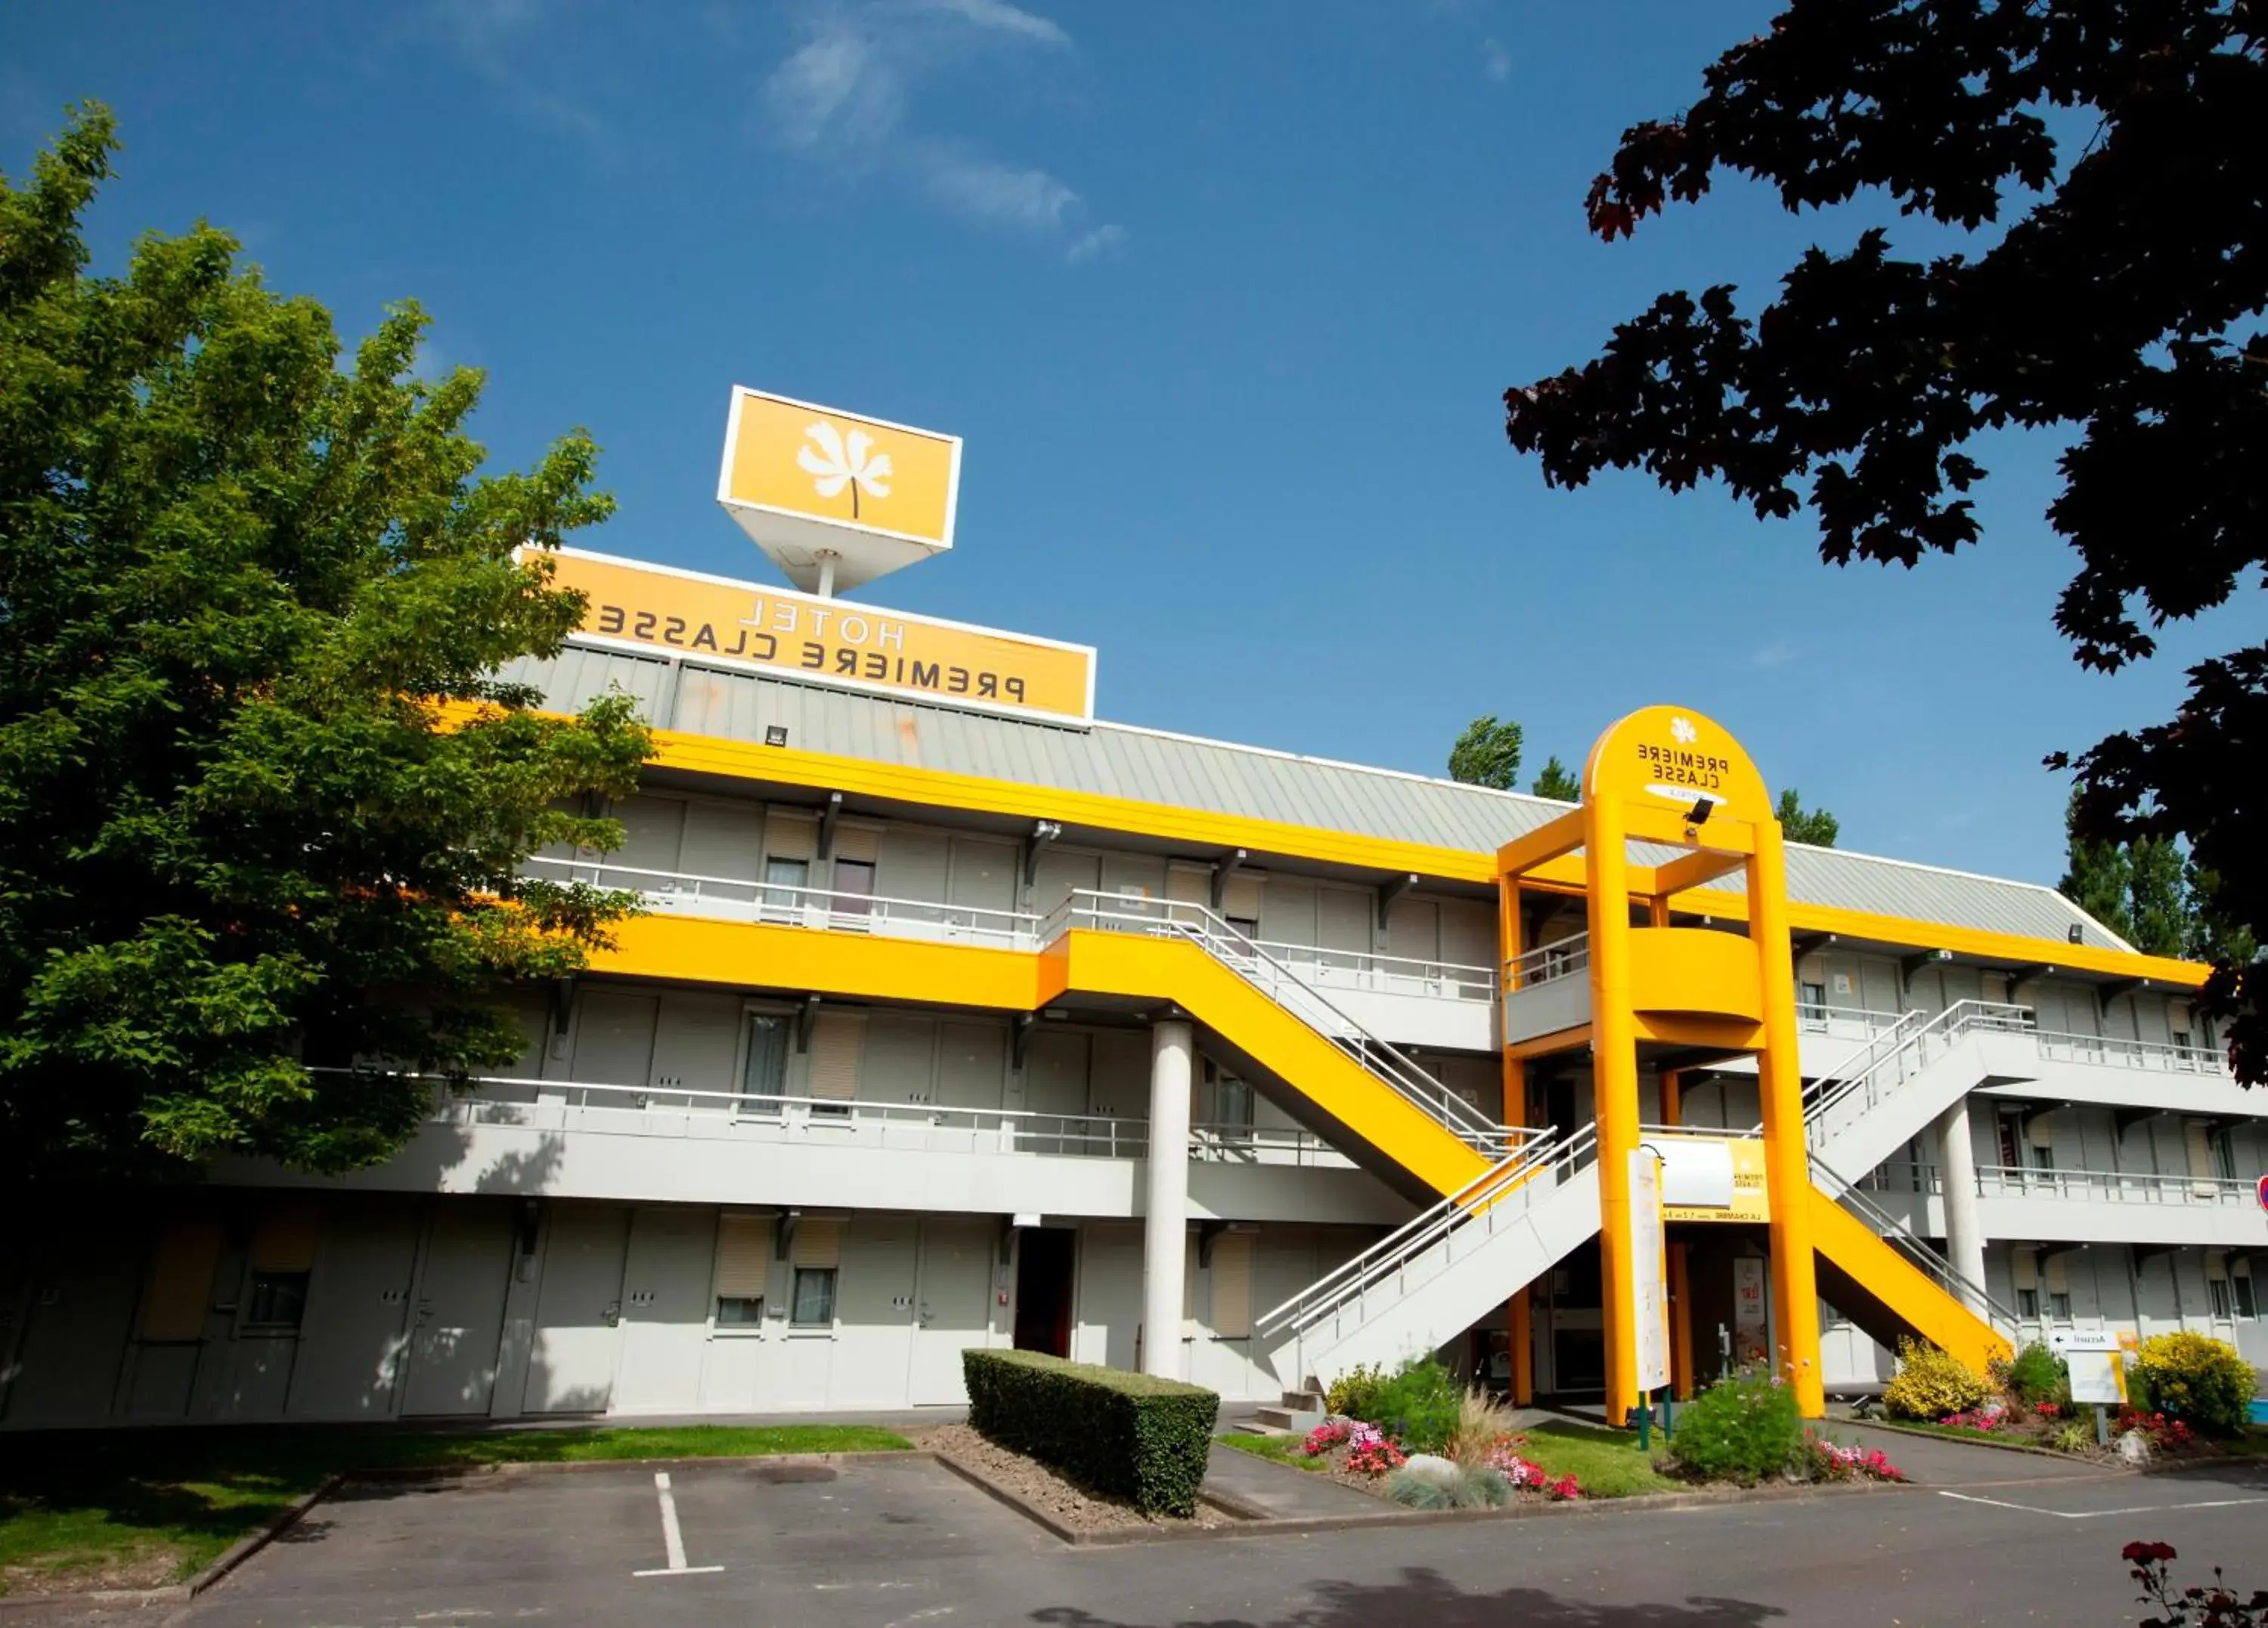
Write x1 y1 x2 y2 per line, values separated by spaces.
1029 1565 1783 1627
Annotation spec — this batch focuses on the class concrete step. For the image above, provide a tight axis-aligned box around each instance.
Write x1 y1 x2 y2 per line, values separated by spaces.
1252 1404 1322 1434
1280 1389 1325 1413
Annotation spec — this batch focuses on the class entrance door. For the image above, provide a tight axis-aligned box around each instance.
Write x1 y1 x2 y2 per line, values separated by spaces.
401 1202 514 1416
909 1218 994 1404
524 1204 630 1413
286 1197 420 1419
1014 1228 1077 1357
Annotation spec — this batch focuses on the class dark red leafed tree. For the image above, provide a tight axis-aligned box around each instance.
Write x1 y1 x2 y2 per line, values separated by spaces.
1503 0 2266 1082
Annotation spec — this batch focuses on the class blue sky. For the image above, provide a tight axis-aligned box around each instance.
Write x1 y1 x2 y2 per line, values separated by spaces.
8 0 2243 888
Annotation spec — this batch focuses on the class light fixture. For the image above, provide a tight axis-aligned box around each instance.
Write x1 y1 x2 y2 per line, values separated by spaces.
764 725 789 747
1686 796 1716 825
2067 924 2084 945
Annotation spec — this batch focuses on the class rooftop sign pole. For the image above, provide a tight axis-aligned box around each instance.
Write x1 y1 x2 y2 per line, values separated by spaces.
714 385 963 599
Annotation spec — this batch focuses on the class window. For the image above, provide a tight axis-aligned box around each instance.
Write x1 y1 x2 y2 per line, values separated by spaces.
2210 1131 2238 1183
2016 1287 2040 1319
2233 1274 2258 1320
739 1013 789 1114
764 856 810 913
833 859 876 918
2172 1029 2193 1052
714 1295 765 1326
2208 1277 2234 1320
1799 982 1828 1024
1225 915 1260 943
245 1270 309 1330
2047 1291 2072 1322
790 1267 837 1328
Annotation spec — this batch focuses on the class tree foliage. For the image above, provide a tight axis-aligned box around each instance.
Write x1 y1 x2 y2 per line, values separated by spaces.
1448 713 1523 790
0 107 652 1184
2061 791 2256 963
1530 754 1582 800
1774 787 1839 848
1501 1 2266 1080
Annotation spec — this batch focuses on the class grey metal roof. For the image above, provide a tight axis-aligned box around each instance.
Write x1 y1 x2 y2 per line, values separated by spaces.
503 643 2130 954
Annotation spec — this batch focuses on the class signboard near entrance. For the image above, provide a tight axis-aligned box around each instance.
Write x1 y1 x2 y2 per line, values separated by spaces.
1630 1150 1670 1393
1732 1257 1769 1366
2050 1329 2130 1407
1653 1134 1771 1224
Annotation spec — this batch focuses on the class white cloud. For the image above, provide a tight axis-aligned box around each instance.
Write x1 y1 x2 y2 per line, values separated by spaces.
425 0 613 156
1480 37 1511 83
919 147 1077 230
1751 639 1798 669
758 1 1111 255
1065 223 1127 264
909 0 1067 47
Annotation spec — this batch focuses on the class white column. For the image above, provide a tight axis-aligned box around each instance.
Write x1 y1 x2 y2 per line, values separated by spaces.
1142 1020 1194 1379
1936 1100 1986 1309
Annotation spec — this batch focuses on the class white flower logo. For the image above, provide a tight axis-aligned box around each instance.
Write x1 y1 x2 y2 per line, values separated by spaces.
1670 717 1698 744
795 421 893 520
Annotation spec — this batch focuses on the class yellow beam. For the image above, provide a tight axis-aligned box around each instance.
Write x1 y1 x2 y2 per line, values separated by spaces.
1809 1188 2012 1373
1495 807 1588 879
1650 848 1747 897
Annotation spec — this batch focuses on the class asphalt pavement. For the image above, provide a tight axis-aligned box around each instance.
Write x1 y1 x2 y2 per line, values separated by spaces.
118 1432 2268 1627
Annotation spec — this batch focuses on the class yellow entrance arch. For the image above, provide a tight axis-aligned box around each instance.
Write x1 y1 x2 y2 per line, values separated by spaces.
1498 705 1823 1421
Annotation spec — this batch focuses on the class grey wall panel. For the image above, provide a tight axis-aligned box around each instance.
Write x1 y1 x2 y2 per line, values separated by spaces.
935 1021 1007 1113
876 827 951 908
570 992 658 1089
603 796 685 880
1089 1031 1151 1120
947 837 1018 915
5 1214 147 1425
287 1196 420 1419
863 1013 939 1105
400 1201 515 1417
1097 850 1167 904
613 1207 715 1413
1031 847 1101 916
525 1203 629 1413
649 993 742 1102
677 799 765 884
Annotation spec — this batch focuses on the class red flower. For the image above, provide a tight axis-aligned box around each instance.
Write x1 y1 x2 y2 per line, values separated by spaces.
2124 1541 2179 1563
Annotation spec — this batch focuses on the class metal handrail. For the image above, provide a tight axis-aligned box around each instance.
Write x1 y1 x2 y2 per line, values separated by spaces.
523 854 1040 946
1866 1159 2258 1208
1813 1153 2020 1331
1244 935 1498 1001
1253 1122 1599 1342
1048 890 1526 1158
1506 933 1590 989
1802 1001 2035 1147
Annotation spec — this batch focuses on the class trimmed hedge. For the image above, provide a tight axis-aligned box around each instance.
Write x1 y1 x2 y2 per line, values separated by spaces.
962 1348 1218 1516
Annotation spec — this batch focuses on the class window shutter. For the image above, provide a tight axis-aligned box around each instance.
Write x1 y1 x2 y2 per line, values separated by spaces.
1222 872 1265 924
140 1216 225 1340
1166 865 1208 906
2184 1119 2216 1178
1211 1232 1253 1339
251 1199 320 1273
2043 1252 2070 1295
834 825 881 864
792 1216 841 1267
2027 1113 2056 1150
714 1215 772 1298
2205 1249 2228 1283
765 812 817 862
2010 1249 2038 1292
809 1014 864 1101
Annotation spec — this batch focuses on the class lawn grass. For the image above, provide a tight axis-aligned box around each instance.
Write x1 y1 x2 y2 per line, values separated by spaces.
0 1423 911 1596
1217 1431 1325 1472
1515 1422 1681 1497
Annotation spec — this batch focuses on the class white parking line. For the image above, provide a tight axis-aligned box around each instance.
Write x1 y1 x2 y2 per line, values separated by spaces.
1937 1490 2268 1521
634 1471 726 1577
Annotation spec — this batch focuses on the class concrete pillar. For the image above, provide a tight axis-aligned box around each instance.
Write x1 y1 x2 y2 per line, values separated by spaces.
1936 1100 1986 1309
1142 1020 1194 1379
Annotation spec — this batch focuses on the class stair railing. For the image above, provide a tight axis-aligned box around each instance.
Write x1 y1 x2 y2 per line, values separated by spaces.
1253 1122 1599 1355
1802 999 2034 1150
1047 889 1523 1159
1811 1153 2020 1334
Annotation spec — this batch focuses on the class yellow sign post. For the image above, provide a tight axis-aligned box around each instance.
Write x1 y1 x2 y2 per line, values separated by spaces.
543 547 1096 726
715 386 963 596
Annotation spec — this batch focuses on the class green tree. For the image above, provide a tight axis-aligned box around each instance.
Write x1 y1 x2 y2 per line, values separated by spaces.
2061 791 2136 944
1448 714 1523 790
1774 788 1838 849
2061 792 2246 961
1530 755 1581 801
0 107 652 1185
1501 2 2266 1080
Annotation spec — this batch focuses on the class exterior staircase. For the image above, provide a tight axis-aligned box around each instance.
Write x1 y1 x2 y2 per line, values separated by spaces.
1253 1125 1601 1389
1809 1155 2015 1373
1804 1000 2037 1175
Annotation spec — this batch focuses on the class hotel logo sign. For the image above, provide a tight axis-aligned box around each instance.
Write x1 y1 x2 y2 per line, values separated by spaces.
541 547 1095 727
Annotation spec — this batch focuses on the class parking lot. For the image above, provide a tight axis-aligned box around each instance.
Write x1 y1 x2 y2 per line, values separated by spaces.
158 1437 2268 1628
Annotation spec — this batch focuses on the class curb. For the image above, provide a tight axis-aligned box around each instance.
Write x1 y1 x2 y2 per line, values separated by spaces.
1849 1418 2130 1467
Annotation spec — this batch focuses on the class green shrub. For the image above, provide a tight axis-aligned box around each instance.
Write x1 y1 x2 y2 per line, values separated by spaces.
1384 1463 1511 1509
2130 1332 2256 1437
1882 1339 1993 1422
2050 1421 2095 1455
2000 1342 2069 1407
1325 1362 1388 1420
1667 1366 1804 1485
1359 1357 1462 1453
961 1349 1219 1516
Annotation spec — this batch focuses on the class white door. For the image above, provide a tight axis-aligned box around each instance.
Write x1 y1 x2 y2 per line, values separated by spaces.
286 1198 420 1419
524 1204 630 1413
612 1207 714 1413
909 1219 995 1404
401 1202 514 1416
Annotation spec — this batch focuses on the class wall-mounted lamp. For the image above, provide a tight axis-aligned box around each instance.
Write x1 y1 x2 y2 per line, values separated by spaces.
764 725 789 747
1685 796 1716 825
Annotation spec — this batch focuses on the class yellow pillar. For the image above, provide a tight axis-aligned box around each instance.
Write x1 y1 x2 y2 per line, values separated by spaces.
1750 817 1826 1417
1660 1068 1681 1128
1499 879 1525 1131
1668 1243 1694 1401
1509 1287 1534 1406
1585 794 1643 1428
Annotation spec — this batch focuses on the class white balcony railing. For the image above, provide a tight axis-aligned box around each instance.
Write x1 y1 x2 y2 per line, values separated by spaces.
408 1072 1358 1168
1860 1159 2257 1209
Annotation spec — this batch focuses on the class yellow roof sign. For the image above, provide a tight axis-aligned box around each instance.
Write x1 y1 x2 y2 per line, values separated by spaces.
546 547 1095 727
716 386 962 594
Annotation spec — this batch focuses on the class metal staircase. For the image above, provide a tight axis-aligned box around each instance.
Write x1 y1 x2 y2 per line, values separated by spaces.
1253 1124 1601 1388
1800 1000 2035 1176
1051 890 1519 1159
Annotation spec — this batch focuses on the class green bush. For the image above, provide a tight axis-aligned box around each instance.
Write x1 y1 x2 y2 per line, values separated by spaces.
961 1349 1219 1516
1999 1342 2069 1407
1325 1362 1388 1420
1882 1339 1993 1421
1385 1463 1512 1509
2130 1332 2256 1437
1667 1366 1804 1485
1359 1357 1462 1453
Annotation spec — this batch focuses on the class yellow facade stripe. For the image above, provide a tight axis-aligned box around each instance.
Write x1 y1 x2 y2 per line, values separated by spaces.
1808 1187 2012 1373
591 915 1046 1009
